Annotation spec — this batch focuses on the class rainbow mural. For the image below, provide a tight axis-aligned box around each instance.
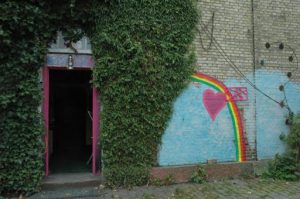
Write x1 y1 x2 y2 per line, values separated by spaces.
191 73 246 162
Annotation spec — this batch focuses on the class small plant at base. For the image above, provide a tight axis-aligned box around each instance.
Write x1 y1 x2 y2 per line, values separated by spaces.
263 113 300 181
149 174 175 186
163 174 175 186
149 177 163 186
190 166 207 184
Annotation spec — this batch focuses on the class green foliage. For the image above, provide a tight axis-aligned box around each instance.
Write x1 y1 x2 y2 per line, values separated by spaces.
190 166 207 184
149 177 164 186
264 114 300 181
149 174 175 186
90 0 198 186
1 0 198 192
0 1 56 194
0 0 95 194
104 165 150 187
162 174 175 186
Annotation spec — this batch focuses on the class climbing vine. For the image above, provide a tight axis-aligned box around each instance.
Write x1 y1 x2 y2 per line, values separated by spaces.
0 1 55 194
90 0 198 187
0 0 93 194
0 0 198 193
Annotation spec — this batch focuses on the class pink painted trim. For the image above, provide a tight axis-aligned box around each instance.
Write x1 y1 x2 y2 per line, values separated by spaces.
42 67 50 176
43 65 100 176
92 87 100 175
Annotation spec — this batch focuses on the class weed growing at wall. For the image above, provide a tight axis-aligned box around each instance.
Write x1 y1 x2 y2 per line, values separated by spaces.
264 114 300 181
190 166 207 184
90 0 198 186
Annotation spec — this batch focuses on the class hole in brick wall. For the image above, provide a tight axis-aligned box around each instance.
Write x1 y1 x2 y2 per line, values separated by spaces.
279 43 284 50
287 72 292 78
265 42 270 49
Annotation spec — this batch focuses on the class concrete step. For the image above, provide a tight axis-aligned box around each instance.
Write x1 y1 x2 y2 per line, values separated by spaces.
42 173 104 190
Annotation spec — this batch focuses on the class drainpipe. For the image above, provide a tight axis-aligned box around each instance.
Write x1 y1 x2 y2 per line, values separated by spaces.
251 0 257 161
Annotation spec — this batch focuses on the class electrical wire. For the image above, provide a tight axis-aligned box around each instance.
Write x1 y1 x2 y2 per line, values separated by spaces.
197 23 288 108
282 88 292 113
198 12 214 51
265 42 299 81
259 41 299 112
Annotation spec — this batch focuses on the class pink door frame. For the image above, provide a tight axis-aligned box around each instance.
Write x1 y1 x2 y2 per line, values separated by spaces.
42 66 100 176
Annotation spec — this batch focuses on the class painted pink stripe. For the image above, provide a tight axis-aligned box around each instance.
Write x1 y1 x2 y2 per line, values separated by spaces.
92 87 100 175
43 66 100 176
42 67 50 176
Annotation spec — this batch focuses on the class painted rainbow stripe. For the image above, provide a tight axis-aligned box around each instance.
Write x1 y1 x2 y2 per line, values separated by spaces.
191 73 246 162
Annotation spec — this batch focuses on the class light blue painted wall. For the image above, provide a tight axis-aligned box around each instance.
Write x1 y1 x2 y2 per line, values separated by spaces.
158 69 300 166
254 70 300 159
158 83 236 166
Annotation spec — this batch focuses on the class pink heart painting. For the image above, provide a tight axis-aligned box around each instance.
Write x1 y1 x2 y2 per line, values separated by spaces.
203 89 227 121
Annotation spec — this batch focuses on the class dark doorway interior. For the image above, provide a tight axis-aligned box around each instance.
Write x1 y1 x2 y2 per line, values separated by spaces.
49 70 92 174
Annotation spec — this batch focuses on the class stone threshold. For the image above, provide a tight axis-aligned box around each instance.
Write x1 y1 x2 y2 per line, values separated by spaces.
42 173 104 190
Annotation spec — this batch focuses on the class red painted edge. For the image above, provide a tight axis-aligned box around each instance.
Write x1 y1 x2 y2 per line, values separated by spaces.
43 65 100 176
42 67 50 176
92 87 100 175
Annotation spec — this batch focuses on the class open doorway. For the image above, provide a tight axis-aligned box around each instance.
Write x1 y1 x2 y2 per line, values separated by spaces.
49 70 93 174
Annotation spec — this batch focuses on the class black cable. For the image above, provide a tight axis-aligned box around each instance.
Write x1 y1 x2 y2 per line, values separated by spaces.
260 41 298 112
198 24 255 87
257 41 299 112
198 23 261 87
197 23 286 108
198 12 214 51
263 42 299 86
283 89 292 113
198 24 256 87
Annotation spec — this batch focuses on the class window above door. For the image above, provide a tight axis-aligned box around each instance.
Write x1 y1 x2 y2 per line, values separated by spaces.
48 31 92 55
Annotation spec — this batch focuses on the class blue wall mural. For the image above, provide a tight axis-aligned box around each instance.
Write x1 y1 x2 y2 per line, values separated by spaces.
254 70 300 159
158 83 236 166
158 69 300 166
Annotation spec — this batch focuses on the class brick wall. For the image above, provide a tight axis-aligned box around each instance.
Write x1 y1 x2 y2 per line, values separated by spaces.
193 0 257 161
194 0 254 81
192 0 300 161
158 0 300 165
253 0 300 159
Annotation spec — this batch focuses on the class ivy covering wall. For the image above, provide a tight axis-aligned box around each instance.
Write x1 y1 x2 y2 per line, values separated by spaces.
0 1 54 194
90 0 198 186
0 0 198 194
